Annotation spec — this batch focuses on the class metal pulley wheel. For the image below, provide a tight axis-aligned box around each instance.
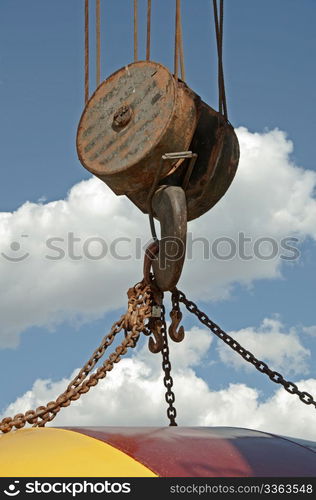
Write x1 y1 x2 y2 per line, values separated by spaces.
77 61 200 195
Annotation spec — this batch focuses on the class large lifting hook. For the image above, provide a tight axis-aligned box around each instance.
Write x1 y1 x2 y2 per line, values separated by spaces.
77 61 240 291
144 184 187 292
143 151 196 292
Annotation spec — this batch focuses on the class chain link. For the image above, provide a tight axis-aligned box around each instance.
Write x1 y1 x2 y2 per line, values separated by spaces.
176 289 316 410
0 280 153 434
160 303 178 426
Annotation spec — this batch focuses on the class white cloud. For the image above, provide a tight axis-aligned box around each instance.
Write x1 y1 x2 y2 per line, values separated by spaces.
217 318 311 376
0 127 316 346
2 327 316 442
303 326 316 337
186 127 316 299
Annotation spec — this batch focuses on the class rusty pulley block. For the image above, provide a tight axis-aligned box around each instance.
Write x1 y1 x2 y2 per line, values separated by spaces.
130 101 240 222
77 60 240 291
77 61 200 195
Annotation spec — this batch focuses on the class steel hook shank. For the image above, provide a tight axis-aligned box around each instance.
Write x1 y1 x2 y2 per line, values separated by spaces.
150 185 187 292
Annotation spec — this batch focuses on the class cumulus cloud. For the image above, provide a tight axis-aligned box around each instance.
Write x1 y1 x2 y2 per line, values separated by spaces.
0 127 316 346
187 127 316 299
2 327 315 441
217 318 311 376
0 179 145 347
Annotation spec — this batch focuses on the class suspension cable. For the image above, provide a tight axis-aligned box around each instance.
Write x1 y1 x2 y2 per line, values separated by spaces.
219 0 227 119
174 0 181 80
134 0 138 61
85 0 89 104
213 0 228 120
213 0 222 114
146 0 152 61
179 5 186 81
174 0 186 81
96 0 101 86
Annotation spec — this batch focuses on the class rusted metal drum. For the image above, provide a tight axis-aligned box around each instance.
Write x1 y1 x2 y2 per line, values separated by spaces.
128 102 240 221
77 61 200 195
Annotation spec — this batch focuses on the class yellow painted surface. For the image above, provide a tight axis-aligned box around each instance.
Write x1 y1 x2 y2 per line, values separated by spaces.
0 428 157 477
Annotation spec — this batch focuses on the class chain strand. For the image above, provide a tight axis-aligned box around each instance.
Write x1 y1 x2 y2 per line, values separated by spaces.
0 281 152 434
176 289 316 409
4 282 310 434
160 304 178 426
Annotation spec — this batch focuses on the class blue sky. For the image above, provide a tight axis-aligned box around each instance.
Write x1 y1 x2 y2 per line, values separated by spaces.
0 0 316 439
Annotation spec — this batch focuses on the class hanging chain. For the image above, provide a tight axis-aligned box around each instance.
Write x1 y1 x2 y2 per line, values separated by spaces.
0 281 153 434
7 278 312 433
142 279 178 426
160 303 178 426
175 289 316 409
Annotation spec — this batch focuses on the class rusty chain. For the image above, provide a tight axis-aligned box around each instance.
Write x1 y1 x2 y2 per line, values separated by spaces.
175 288 316 409
4 275 312 433
0 280 153 434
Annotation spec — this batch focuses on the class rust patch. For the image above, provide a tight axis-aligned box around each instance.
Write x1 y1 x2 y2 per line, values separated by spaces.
77 61 200 195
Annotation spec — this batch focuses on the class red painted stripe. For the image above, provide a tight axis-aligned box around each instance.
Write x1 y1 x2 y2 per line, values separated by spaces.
65 427 316 477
